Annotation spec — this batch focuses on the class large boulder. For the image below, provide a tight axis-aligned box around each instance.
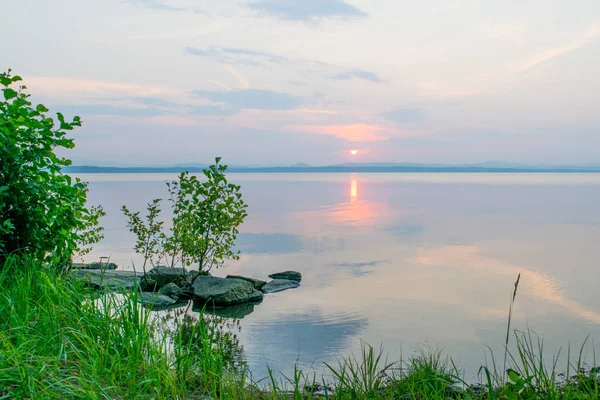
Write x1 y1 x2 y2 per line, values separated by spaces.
70 269 142 291
268 271 302 282
192 276 263 306
261 279 300 294
143 266 189 290
226 275 266 290
159 282 183 300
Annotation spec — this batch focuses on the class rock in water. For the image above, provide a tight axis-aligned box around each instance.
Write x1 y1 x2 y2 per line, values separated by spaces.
226 275 267 290
192 276 263 306
70 269 142 291
144 266 189 290
267 271 302 282
261 279 300 294
71 262 118 270
159 282 183 300
137 292 177 307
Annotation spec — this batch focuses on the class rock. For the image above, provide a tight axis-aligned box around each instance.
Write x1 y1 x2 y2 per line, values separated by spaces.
159 282 183 300
268 271 302 282
70 269 143 291
192 276 263 306
190 269 212 278
261 279 300 294
136 292 177 308
144 266 189 290
226 275 266 290
71 262 117 270
177 282 194 300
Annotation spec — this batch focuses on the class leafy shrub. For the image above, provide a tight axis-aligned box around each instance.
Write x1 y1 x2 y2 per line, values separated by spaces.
0 69 104 268
121 157 247 273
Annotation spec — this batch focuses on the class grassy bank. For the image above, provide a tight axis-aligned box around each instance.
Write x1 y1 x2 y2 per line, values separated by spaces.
0 258 598 399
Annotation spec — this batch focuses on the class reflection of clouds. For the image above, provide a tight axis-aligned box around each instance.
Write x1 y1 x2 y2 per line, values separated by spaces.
237 175 418 239
292 175 417 235
295 200 408 236
327 200 391 227
328 260 388 277
240 308 368 379
235 232 304 254
416 245 600 324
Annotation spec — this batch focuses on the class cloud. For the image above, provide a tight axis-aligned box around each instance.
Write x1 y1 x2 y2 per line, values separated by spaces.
289 124 390 142
185 46 288 66
224 65 250 89
192 88 303 111
516 24 600 74
58 104 166 118
383 224 424 237
59 97 239 119
188 105 239 116
474 21 529 44
25 76 174 101
416 24 600 98
133 96 178 107
379 108 425 124
330 69 383 83
127 0 185 12
249 0 367 21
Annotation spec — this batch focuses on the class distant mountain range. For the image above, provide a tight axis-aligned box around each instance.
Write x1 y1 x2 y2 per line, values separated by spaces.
64 161 600 173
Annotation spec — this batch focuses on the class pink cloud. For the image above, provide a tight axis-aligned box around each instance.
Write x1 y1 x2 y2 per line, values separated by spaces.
26 76 173 97
288 123 391 142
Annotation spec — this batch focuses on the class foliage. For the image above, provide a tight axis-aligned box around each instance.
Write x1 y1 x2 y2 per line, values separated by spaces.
325 343 395 399
0 69 104 268
121 157 248 273
0 256 251 399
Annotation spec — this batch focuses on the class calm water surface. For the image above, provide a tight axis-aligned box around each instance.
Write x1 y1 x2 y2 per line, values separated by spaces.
76 173 600 380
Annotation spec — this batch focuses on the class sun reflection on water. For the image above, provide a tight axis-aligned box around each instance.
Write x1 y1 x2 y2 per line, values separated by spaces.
350 177 358 201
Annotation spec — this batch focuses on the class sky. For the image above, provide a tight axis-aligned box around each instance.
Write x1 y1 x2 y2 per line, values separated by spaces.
2 0 600 166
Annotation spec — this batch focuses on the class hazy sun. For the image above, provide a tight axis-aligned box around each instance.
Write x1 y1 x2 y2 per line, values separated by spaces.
350 150 358 155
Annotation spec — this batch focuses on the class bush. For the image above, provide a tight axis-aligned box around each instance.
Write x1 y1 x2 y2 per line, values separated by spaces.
122 157 248 273
0 69 104 268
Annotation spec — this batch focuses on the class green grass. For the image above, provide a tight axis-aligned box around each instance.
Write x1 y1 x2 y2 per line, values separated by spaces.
0 256 250 399
0 258 598 399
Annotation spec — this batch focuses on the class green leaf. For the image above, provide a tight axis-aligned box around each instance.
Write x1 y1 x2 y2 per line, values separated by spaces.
36 104 49 113
508 370 520 383
3 88 18 100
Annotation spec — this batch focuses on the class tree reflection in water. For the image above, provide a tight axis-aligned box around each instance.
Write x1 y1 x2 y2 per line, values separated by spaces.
162 303 247 376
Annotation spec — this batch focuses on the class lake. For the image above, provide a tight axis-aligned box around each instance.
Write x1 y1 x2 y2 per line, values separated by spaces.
76 172 600 381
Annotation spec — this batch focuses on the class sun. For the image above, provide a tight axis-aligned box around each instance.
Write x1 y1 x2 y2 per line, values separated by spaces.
350 150 358 155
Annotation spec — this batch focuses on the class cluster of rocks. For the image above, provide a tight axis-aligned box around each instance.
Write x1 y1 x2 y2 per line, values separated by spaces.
71 265 302 315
